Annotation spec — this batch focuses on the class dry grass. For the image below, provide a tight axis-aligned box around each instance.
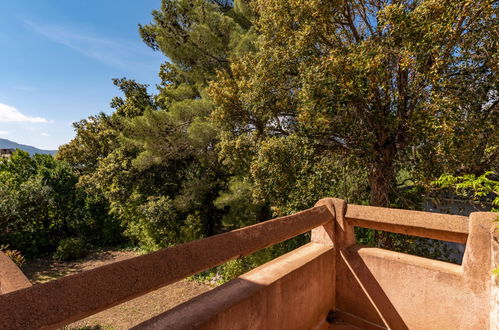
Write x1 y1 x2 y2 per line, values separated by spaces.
22 249 212 329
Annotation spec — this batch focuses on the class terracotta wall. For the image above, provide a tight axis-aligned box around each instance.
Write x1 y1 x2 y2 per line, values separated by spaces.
318 198 498 330
133 243 335 330
491 227 499 329
0 206 332 329
0 198 497 330
0 252 31 294
130 199 498 330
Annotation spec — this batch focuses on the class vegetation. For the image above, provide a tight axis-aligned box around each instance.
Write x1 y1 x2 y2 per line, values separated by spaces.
0 244 25 267
210 0 497 207
53 238 88 261
433 172 499 212
1 0 497 279
0 151 122 257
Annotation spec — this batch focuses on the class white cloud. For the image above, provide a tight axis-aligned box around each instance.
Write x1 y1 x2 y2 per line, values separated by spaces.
0 103 50 123
0 130 9 136
12 85 38 92
41 133 50 136
25 20 159 69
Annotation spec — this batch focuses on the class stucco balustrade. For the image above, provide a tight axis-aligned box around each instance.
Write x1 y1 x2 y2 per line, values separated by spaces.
0 198 497 329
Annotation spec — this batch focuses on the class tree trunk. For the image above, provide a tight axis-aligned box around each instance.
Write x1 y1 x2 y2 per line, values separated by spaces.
367 146 397 249
367 147 396 207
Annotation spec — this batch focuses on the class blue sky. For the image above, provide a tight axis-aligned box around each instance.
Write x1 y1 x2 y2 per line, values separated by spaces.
0 0 165 150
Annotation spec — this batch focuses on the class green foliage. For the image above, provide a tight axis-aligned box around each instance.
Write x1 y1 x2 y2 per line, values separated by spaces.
125 196 179 251
433 172 499 211
195 235 309 283
47 0 497 280
433 171 499 268
53 237 88 261
57 0 257 251
214 177 263 229
0 151 122 256
0 244 25 267
250 135 370 215
139 0 251 83
210 0 498 207
361 231 458 263
57 113 119 175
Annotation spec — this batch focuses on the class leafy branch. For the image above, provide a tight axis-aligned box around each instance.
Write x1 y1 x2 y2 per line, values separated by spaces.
433 171 499 212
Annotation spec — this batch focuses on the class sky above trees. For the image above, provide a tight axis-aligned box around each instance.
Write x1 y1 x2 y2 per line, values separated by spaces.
0 0 164 149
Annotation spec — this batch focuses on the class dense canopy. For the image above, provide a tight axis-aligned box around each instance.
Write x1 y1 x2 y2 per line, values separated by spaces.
2 0 497 275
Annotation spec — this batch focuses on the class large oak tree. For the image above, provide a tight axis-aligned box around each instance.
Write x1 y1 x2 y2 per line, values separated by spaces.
210 0 498 206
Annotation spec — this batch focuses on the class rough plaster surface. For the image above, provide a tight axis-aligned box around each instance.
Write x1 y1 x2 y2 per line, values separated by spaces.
346 204 468 243
0 206 331 330
132 243 335 330
0 198 497 330
335 203 497 330
491 228 499 330
0 252 31 294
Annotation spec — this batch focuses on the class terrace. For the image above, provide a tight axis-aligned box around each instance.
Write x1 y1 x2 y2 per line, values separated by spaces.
1 198 498 329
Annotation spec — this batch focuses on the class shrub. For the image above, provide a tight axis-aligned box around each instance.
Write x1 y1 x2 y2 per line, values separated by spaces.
0 244 25 267
53 238 88 261
0 151 123 258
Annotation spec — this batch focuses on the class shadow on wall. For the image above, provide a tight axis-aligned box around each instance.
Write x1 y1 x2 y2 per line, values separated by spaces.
336 247 409 330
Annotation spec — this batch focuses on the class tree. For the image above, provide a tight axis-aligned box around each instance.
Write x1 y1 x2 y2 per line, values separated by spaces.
210 0 498 206
57 113 118 175
135 0 254 179
0 151 121 256
58 0 258 247
118 0 262 243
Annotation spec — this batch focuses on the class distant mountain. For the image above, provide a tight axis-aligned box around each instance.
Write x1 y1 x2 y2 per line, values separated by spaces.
0 138 57 156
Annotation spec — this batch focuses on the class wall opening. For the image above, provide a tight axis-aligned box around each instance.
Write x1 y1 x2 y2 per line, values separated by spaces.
354 227 464 264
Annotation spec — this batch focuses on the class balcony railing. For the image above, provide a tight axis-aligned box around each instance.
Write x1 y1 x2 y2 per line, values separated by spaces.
1 198 498 329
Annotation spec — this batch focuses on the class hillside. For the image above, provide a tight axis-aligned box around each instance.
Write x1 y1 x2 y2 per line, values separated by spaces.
0 138 56 156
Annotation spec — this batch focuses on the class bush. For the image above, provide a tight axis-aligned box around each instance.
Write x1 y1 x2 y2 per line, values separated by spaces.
0 244 25 267
53 238 88 261
193 234 310 284
0 151 124 258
